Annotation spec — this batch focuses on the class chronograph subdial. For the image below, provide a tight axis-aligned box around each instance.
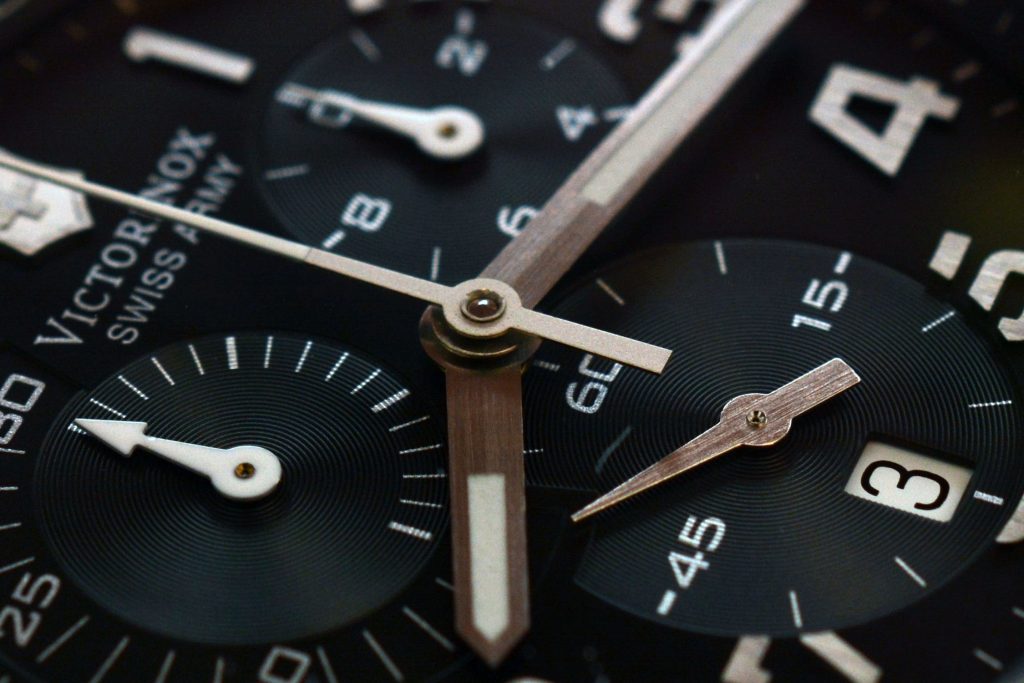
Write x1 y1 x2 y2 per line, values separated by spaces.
36 332 448 650
257 2 630 285
523 240 1024 639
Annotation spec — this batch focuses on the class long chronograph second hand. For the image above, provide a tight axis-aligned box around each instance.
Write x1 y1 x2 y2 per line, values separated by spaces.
0 150 667 374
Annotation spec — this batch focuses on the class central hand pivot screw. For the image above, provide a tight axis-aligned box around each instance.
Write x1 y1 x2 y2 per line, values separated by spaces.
746 409 768 429
461 289 506 323
235 462 256 479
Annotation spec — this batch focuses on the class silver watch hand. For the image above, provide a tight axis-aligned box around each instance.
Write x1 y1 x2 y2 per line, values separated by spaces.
484 0 807 308
286 84 485 160
573 359 861 521
76 419 282 501
0 151 669 373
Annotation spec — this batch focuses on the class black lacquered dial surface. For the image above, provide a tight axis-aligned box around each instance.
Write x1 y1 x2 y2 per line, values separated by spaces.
0 0 1021 681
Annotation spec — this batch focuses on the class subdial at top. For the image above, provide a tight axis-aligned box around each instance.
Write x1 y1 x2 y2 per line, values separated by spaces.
523 240 1024 636
258 3 630 285
37 332 447 648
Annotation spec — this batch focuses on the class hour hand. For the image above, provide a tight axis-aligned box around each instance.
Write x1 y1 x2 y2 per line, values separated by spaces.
76 419 282 501
573 359 860 521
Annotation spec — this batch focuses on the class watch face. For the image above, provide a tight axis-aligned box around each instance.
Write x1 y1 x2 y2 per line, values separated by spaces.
0 1 1021 682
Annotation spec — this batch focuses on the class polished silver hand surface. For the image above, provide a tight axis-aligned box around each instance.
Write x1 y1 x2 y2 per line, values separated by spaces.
0 150 669 373
573 359 861 522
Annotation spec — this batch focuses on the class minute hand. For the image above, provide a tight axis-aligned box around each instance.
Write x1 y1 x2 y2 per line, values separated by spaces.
484 0 805 307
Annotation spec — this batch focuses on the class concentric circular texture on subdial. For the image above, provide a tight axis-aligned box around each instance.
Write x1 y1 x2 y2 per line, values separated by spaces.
523 240 1024 636
35 333 447 646
258 3 630 285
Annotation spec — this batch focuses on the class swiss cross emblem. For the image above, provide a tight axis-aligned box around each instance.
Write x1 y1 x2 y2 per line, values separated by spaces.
0 155 93 256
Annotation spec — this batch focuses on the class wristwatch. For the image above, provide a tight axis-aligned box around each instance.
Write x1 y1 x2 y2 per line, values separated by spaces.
0 0 1021 681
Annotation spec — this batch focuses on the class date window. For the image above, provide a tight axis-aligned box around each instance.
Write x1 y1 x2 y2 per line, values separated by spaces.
845 442 972 523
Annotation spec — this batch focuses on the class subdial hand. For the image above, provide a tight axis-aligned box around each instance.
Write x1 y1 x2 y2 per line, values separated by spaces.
285 83 485 160
76 419 282 501
572 359 861 522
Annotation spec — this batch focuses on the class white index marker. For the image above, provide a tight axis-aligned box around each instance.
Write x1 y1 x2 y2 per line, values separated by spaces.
123 27 255 85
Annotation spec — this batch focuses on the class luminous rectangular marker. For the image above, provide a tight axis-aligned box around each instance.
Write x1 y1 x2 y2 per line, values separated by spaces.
295 341 313 373
264 337 274 369
968 400 1013 410
714 241 728 275
188 345 205 376
117 375 148 401
372 389 410 413
123 27 255 84
322 230 346 250
596 278 625 306
325 352 349 382
540 38 576 71
225 337 238 370
401 499 442 510
921 311 956 333
390 415 429 432
833 251 852 275
399 443 443 455
351 368 381 394
974 649 1003 671
974 491 1005 506
388 521 433 541
894 556 927 587
151 357 175 385
430 247 442 282
89 398 127 419
263 165 310 182
657 590 677 616
468 474 510 642
789 590 803 629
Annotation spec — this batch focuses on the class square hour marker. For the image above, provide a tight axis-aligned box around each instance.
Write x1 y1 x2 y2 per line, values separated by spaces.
845 441 972 523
